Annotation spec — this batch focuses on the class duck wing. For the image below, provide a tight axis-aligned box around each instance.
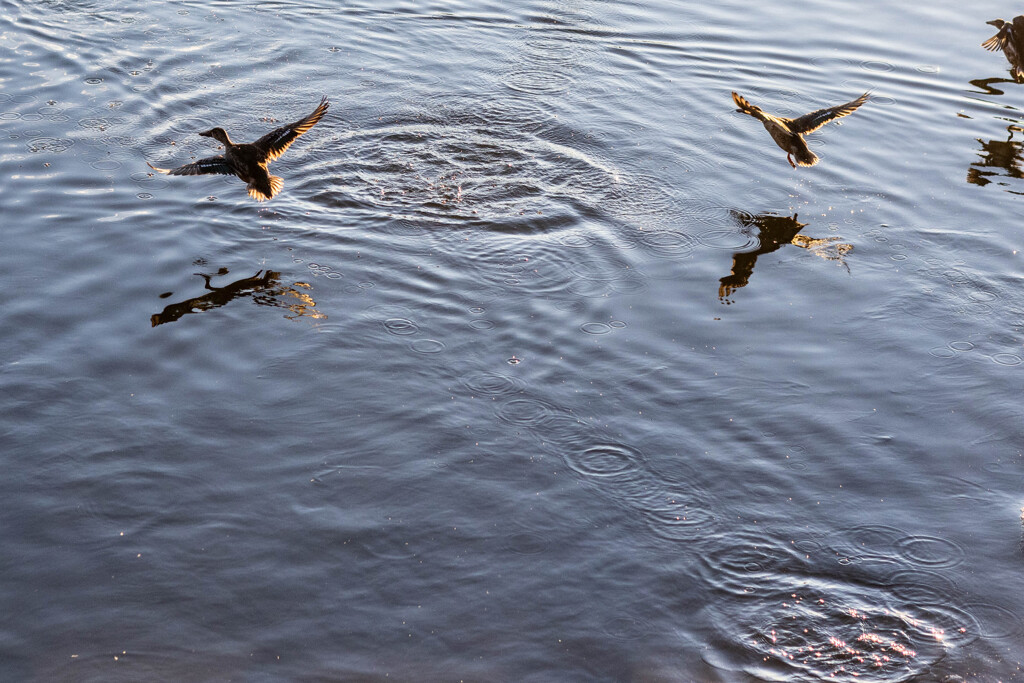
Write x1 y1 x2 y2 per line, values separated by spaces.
252 96 329 163
787 93 870 135
983 25 1011 52
732 91 758 114
147 156 236 176
732 91 791 127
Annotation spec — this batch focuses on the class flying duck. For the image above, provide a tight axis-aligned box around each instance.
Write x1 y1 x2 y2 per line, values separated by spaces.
983 17 1024 82
731 91 869 167
147 96 329 201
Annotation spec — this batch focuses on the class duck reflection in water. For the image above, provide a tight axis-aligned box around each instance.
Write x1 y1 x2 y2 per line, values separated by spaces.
152 268 324 326
718 211 853 305
967 124 1024 190
968 77 1015 97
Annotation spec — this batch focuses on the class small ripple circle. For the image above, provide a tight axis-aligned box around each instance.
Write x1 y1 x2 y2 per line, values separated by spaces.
496 398 556 426
580 322 612 335
461 371 524 396
895 534 965 568
564 443 645 478
383 318 419 336
410 339 445 354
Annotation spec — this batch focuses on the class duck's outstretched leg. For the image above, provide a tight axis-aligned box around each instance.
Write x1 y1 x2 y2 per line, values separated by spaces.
787 153 796 168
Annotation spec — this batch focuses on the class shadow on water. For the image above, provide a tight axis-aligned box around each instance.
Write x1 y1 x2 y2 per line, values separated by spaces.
151 268 324 326
967 76 1014 96
718 211 853 304
967 123 1024 193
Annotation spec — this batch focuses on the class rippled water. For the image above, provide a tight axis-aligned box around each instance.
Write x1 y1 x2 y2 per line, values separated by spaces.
2 0 1023 680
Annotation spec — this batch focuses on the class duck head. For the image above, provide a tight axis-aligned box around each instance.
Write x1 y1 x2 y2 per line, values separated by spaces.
199 127 233 145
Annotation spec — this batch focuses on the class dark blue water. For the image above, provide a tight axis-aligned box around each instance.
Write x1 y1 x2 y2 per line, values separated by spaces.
1 0 1022 680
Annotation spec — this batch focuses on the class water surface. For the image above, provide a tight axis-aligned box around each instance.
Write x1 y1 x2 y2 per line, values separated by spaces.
1 0 1022 680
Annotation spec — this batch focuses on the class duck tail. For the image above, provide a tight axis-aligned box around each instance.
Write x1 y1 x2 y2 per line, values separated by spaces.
247 176 284 202
793 147 819 167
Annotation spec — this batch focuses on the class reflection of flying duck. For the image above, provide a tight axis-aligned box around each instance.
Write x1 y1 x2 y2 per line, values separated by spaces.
731 91 869 167
151 269 323 326
967 125 1024 189
147 96 329 201
983 17 1024 83
718 211 853 304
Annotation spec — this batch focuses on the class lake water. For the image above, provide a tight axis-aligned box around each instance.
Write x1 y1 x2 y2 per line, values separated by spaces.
1 0 1022 680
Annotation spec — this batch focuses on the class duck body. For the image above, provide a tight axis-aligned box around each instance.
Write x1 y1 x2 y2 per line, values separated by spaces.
983 17 1024 82
201 128 284 201
764 117 819 168
732 91 869 168
148 96 329 201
